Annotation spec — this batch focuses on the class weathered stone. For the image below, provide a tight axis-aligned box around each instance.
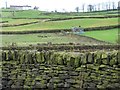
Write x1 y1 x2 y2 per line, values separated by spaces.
74 56 81 68
94 52 102 64
87 53 94 64
59 74 70 80
65 79 76 84
57 83 64 88
47 82 54 89
64 82 70 88
80 54 87 64
97 85 105 88
87 64 94 69
69 71 78 76
53 53 61 65
72 84 81 88
110 59 116 66
99 65 107 70
2 51 7 61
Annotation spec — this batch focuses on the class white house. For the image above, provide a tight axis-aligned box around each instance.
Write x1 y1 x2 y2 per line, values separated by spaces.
10 5 32 10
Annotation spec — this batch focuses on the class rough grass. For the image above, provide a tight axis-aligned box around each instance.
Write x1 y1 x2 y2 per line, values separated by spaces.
1 32 106 46
82 29 118 43
1 33 80 46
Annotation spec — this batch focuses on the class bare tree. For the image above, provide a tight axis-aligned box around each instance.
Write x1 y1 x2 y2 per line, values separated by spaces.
98 3 100 11
93 4 97 11
106 2 108 10
5 1 7 9
117 2 120 9
102 2 105 10
82 4 85 12
87 5 93 12
112 2 115 10
34 6 39 10
108 2 111 10
75 7 79 12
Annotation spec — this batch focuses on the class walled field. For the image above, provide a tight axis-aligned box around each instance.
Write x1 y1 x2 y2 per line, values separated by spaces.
2 18 118 31
81 29 118 43
1 33 109 46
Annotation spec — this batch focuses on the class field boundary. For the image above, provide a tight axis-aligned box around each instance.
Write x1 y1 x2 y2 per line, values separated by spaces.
0 21 8 23
1 44 119 50
1 24 119 34
1 21 41 27
9 15 119 20
47 15 119 21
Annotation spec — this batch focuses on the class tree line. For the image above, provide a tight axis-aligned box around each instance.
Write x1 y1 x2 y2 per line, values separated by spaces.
75 1 119 12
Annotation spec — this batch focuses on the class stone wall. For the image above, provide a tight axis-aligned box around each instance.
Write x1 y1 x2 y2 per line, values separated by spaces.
1 50 120 89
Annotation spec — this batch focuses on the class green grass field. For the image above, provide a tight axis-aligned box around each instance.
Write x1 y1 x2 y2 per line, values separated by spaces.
1 9 119 46
82 29 118 43
1 33 84 46
2 18 118 31
2 29 118 46
1 18 41 26
2 32 109 46
1 9 118 18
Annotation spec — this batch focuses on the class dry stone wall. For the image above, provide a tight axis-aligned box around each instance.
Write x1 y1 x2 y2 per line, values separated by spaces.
1 50 120 89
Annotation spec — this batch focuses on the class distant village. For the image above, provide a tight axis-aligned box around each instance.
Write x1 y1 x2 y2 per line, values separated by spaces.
9 5 39 10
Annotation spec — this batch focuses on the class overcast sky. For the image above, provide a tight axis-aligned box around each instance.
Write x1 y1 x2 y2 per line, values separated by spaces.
0 0 119 12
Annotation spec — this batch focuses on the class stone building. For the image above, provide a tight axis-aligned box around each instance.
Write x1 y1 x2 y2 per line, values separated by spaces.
10 5 32 10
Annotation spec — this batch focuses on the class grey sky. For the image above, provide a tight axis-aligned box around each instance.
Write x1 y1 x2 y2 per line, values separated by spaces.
0 0 119 12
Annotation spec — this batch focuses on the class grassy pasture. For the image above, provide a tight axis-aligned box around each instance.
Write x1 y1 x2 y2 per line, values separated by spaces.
82 29 118 43
1 29 117 46
1 33 82 46
1 32 107 46
2 18 118 31
1 9 118 19
1 18 41 26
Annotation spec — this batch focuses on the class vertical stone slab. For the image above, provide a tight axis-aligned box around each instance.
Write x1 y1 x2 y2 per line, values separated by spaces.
94 52 102 65
49 51 54 65
87 53 94 64
40 51 45 63
102 52 108 65
32 51 37 64
2 51 6 61
19 51 25 64
63 54 68 65
7 50 13 61
27 52 33 64
80 53 87 65
36 52 41 64
70 56 75 67
74 55 81 68
13 50 18 61
106 52 111 65
54 53 64 65
66 54 71 66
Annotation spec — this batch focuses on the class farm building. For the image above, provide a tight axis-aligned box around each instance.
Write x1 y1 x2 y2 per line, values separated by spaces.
10 5 32 10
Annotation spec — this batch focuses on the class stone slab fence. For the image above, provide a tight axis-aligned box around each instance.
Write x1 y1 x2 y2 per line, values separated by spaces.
1 50 120 89
1 50 120 66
